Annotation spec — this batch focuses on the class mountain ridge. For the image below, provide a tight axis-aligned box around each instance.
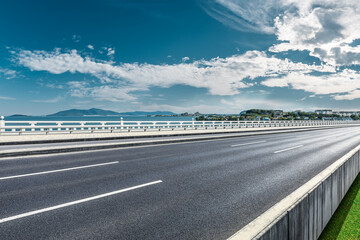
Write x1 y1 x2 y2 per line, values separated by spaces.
47 108 177 117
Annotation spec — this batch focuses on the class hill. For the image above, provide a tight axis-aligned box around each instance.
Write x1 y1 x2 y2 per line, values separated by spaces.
47 108 177 117
8 114 31 118
47 108 120 117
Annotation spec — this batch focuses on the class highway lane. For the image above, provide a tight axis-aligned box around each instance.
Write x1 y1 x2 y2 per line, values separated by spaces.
1 127 360 239
0 130 289 151
0 126 352 152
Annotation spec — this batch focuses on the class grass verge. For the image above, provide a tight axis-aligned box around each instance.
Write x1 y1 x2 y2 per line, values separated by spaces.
319 173 360 240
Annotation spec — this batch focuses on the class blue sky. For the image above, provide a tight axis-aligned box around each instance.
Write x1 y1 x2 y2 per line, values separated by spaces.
1 0 360 115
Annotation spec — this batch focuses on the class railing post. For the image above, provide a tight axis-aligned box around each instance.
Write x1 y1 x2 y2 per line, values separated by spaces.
56 122 62 132
31 122 37 131
192 118 195 129
153 122 159 131
0 116 4 133
180 121 185 130
120 117 124 131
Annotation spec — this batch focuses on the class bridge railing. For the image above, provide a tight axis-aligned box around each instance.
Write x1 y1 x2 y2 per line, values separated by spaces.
0 116 357 135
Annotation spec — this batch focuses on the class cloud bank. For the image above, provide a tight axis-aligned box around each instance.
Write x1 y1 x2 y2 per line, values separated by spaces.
9 0 360 103
206 0 360 67
200 0 360 100
15 48 334 101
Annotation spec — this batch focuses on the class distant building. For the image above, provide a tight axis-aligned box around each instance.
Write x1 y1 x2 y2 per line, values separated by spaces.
333 111 360 117
322 117 333 120
315 109 333 115
274 110 283 118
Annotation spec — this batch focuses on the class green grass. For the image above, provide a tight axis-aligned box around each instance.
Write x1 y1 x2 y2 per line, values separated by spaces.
319 173 360 240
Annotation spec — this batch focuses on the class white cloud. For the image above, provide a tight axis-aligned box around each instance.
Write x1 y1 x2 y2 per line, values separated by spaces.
0 67 18 79
45 83 64 89
89 86 137 102
98 47 115 56
87 45 94 50
138 97 304 114
67 81 138 102
0 96 15 100
37 79 65 89
262 69 360 97
333 90 360 101
31 96 62 103
14 48 333 102
220 99 234 105
107 48 115 56
76 100 92 104
202 0 284 33
72 35 81 43
151 97 166 101
135 103 229 114
67 81 88 89
200 0 360 100
182 56 190 62
270 1 360 66
206 0 360 66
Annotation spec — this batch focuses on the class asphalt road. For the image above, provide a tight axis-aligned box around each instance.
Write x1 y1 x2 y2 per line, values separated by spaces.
1 127 360 239
0 126 348 151
0 129 307 151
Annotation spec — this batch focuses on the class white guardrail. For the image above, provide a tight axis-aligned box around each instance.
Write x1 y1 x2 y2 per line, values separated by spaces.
0 116 358 135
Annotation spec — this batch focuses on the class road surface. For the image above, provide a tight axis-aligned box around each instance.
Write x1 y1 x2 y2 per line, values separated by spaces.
1 126 360 239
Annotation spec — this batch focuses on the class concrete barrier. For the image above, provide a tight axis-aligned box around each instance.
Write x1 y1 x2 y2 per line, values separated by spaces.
229 144 360 240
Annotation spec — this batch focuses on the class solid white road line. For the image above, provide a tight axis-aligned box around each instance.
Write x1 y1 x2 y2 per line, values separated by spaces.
274 145 304 154
0 161 119 180
0 180 162 224
231 141 266 147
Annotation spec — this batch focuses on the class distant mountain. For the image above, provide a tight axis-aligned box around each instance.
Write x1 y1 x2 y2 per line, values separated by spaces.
47 108 120 117
47 108 177 117
8 114 31 117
